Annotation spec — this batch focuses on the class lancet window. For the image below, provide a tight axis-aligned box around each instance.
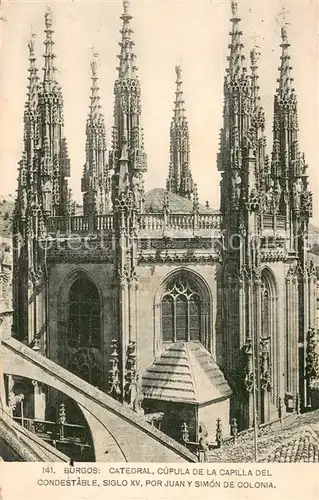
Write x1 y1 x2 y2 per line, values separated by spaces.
161 277 201 342
69 277 101 349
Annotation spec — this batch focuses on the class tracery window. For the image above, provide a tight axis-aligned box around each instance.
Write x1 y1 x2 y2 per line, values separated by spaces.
69 277 101 349
161 277 201 342
69 349 102 389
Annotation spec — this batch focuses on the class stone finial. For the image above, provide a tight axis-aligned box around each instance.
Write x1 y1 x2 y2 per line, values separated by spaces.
123 0 130 15
175 64 182 81
45 7 53 29
231 0 238 17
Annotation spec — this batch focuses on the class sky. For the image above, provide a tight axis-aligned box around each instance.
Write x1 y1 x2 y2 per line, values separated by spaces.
0 0 318 222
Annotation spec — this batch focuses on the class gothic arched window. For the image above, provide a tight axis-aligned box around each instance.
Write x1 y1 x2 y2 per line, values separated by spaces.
261 272 278 407
161 276 201 342
69 277 101 349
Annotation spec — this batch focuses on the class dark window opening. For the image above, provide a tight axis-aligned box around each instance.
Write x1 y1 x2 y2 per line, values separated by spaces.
69 277 101 349
161 276 202 342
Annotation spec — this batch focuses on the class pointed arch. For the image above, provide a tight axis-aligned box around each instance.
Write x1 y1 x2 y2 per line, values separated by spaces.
261 267 279 406
154 268 213 355
57 269 103 389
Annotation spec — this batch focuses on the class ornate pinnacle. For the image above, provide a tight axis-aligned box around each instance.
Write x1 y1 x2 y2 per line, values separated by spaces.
45 7 53 29
227 0 245 79
277 22 295 97
43 7 57 89
174 64 185 123
123 0 130 15
175 64 182 81
90 54 98 77
82 49 109 215
281 25 288 44
250 47 264 121
117 0 137 79
110 0 147 206
89 51 103 122
167 64 194 199
231 0 238 17
26 33 39 114
28 35 35 58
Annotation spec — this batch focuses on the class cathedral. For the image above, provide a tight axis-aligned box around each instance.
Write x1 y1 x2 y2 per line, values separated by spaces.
10 0 317 448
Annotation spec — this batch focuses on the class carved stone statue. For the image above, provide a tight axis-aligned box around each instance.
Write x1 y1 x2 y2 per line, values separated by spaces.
231 170 241 205
128 374 144 415
293 178 303 211
273 179 282 212
0 243 12 307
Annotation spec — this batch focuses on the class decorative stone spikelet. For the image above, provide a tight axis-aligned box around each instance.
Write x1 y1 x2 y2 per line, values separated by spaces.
216 418 223 448
108 339 121 399
295 393 301 415
193 183 199 213
58 402 67 424
109 0 147 208
305 328 319 384
124 340 137 402
82 51 110 215
242 337 254 393
166 64 194 199
181 422 189 444
260 336 272 392
230 418 238 441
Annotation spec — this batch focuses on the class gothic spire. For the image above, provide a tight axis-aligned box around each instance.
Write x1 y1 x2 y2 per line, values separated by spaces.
268 24 311 222
26 34 39 115
110 0 147 209
43 7 57 91
166 65 194 199
248 47 268 193
278 26 295 98
89 53 103 122
173 64 185 123
218 0 250 219
249 47 266 141
38 7 71 217
227 0 246 80
250 48 261 119
117 0 138 80
15 34 40 224
82 52 110 215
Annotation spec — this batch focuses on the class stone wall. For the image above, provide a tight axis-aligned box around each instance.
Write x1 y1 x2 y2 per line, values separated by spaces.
47 262 114 392
137 262 220 374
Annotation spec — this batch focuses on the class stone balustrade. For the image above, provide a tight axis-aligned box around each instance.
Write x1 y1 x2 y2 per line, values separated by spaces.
47 212 221 237
47 215 114 235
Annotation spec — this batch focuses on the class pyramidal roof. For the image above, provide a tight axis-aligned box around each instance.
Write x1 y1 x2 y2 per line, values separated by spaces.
144 189 217 214
142 342 232 405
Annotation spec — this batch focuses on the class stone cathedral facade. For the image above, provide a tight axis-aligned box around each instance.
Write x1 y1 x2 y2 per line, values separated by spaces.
11 1 316 443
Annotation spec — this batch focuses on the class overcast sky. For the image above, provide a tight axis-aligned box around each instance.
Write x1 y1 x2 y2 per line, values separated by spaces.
1 0 318 222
